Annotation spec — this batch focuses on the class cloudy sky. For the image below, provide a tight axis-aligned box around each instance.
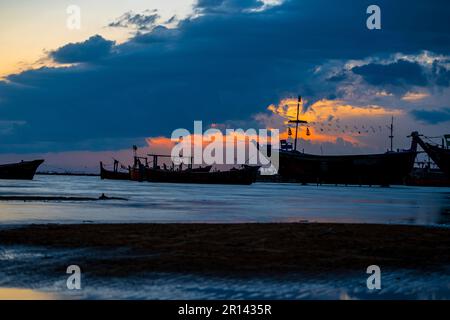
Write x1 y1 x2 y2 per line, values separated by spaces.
0 0 449 171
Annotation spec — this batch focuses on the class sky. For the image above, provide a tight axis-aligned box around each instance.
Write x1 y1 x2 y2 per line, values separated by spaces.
0 0 449 172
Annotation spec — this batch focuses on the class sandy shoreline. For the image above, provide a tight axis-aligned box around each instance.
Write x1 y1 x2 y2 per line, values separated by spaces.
0 223 449 277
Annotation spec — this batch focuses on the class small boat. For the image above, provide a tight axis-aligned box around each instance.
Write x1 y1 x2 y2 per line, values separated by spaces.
100 161 130 180
100 151 257 185
130 154 259 185
131 165 260 185
411 132 450 178
0 159 44 180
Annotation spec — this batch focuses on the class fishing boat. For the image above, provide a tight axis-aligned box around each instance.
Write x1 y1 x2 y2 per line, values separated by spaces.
277 148 417 186
100 161 130 180
410 132 450 178
100 161 212 181
133 165 259 185
276 97 417 186
130 154 259 185
0 159 44 180
188 165 213 173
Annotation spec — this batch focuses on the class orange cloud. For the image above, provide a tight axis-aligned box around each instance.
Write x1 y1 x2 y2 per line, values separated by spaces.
401 92 429 102
143 98 403 157
268 98 403 145
146 131 276 155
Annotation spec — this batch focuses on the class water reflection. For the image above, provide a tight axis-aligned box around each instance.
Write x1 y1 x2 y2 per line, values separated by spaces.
0 176 450 226
438 206 450 225
0 288 56 300
1 269 449 300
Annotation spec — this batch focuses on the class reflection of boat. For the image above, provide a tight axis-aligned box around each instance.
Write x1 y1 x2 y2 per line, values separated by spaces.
411 132 450 178
100 161 130 180
277 97 417 186
130 154 259 185
405 167 450 187
0 160 44 180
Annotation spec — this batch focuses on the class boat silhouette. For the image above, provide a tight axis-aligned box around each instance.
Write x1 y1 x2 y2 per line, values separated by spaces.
0 160 44 180
130 154 259 185
275 97 417 186
411 132 450 178
277 147 417 186
100 152 259 185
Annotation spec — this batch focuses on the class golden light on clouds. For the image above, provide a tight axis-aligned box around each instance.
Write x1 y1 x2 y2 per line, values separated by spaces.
269 98 401 121
401 92 429 102
0 1 196 79
375 90 393 97
268 98 403 145
144 98 404 151
146 131 274 153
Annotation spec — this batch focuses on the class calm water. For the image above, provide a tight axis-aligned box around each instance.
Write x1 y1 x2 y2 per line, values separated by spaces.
0 175 449 225
1 175 449 300
1 245 449 300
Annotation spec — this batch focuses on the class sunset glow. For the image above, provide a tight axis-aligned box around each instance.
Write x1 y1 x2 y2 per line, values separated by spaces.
267 98 403 145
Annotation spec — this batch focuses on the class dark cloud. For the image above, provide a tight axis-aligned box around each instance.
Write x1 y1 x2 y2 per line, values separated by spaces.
195 0 264 13
108 10 160 31
410 108 450 124
50 35 115 63
432 61 450 87
327 72 349 82
351 60 428 87
132 25 180 44
166 15 178 24
1 0 450 153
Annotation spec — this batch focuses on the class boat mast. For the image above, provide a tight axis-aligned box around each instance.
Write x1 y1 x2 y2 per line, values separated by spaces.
133 145 138 166
389 116 394 152
289 95 308 152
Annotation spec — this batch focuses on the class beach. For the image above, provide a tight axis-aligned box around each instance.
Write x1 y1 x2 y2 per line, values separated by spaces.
1 223 449 276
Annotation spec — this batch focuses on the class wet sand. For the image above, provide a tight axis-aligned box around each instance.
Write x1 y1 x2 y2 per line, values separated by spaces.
0 223 449 276
0 194 127 201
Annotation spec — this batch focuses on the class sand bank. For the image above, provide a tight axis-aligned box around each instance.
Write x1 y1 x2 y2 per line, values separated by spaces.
0 223 448 276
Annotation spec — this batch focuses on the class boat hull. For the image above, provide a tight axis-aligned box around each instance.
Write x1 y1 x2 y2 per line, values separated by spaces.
0 160 44 180
100 163 130 180
277 150 417 185
131 165 260 185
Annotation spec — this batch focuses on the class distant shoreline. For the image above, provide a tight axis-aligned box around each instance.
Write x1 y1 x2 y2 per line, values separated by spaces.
0 223 448 277
36 172 99 177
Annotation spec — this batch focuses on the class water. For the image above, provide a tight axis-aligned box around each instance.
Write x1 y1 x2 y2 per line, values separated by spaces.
0 175 449 225
1 245 449 300
0 175 449 299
